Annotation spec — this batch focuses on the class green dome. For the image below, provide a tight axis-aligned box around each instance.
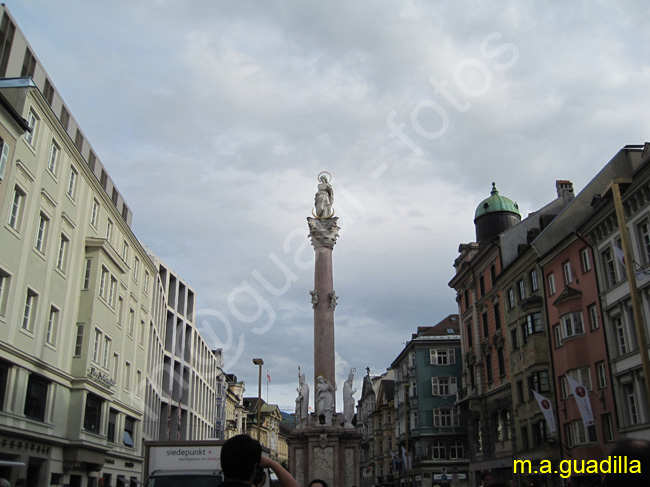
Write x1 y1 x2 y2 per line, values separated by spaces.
474 182 520 220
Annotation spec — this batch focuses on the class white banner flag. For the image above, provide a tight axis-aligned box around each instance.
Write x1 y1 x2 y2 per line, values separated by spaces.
566 375 595 426
532 390 556 435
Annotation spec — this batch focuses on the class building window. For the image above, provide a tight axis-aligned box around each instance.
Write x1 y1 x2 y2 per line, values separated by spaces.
520 426 529 450
88 151 96 170
581 248 592 272
479 276 485 297
108 409 117 442
112 187 118 205
497 347 505 376
517 380 525 403
588 304 599 331
429 349 455 365
561 311 584 339
464 289 469 310
433 408 459 427
567 367 592 391
83 393 103 434
568 420 597 445
34 212 49 253
494 302 501 330
93 329 102 363
99 266 108 299
0 269 10 317
100 169 108 189
106 219 113 242
547 273 556 295
602 248 617 288
133 256 140 282
82 259 92 290
623 383 639 425
121 202 129 222
128 308 135 336
46 306 59 345
486 354 493 383
490 265 497 286
466 321 473 348
597 361 607 389
74 324 84 356
75 129 84 151
43 78 54 105
60 106 70 130
66 166 78 199
563 261 573 285
553 324 562 348
8 185 26 230
91 199 100 228
450 440 464 459
508 288 515 308
432 440 446 459
613 315 629 355
0 15 16 78
24 374 48 421
108 277 117 307
0 137 9 180
102 336 112 369
117 297 124 326
122 241 129 261
124 416 135 446
526 312 543 335
518 279 526 300
637 220 650 264
431 377 456 396
144 271 150 293
21 48 36 77
510 328 519 349
602 414 614 442
528 371 551 393
24 109 38 146
124 362 131 391
22 288 38 332
47 141 60 174
530 269 538 291
56 234 69 271
482 312 489 339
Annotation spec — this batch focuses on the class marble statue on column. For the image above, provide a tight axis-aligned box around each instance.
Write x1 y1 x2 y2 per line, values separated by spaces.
315 376 336 426
343 368 357 428
313 172 334 218
295 372 309 429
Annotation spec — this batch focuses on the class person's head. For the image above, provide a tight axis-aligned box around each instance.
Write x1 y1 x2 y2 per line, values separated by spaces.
603 438 650 487
221 434 262 482
309 479 328 487
0 478 10 487
481 471 493 485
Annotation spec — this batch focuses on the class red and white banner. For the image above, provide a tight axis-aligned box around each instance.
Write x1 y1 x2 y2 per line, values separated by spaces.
532 390 556 435
566 375 595 426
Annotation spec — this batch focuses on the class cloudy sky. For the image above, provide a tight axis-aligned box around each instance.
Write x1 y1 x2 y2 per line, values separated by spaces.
9 0 650 410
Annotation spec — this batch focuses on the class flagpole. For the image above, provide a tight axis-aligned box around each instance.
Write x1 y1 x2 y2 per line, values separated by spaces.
266 369 269 402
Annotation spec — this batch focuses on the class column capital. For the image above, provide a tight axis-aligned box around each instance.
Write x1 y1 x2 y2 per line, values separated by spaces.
307 217 339 248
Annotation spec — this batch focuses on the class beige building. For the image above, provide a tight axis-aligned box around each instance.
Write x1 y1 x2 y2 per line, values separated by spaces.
245 398 284 462
0 52 155 487
224 374 247 439
0 5 227 486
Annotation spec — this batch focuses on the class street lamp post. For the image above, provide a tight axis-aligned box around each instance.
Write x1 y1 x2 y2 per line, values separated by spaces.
253 358 264 442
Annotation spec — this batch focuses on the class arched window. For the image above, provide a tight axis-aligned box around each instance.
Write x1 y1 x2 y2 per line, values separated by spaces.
432 440 446 459
450 440 464 459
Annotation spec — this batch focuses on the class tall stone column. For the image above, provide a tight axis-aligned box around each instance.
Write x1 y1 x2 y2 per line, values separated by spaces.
307 217 339 390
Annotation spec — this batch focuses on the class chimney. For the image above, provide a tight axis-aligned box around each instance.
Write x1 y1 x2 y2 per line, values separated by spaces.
556 180 574 201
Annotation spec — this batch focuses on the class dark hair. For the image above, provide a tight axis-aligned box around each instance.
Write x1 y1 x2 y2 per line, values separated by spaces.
309 480 328 487
221 434 262 481
486 482 508 487
604 438 650 487
481 471 493 481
